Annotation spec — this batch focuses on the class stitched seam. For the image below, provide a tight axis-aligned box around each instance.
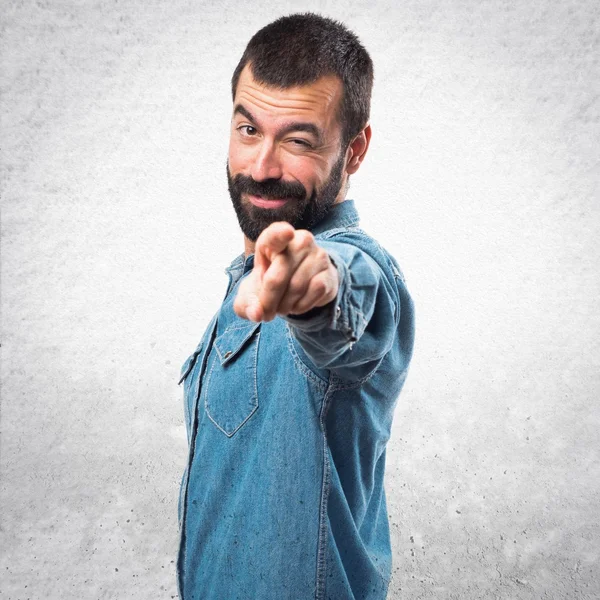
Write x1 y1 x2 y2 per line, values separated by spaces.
177 465 188 529
333 264 402 388
221 322 258 334
314 223 360 239
330 229 403 292
177 334 210 600
205 331 260 437
285 324 329 387
215 323 260 363
322 229 392 273
330 353 388 390
203 359 222 432
315 378 336 600
185 358 202 439
325 230 402 383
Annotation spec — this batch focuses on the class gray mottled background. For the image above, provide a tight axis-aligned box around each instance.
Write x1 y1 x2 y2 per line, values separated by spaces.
1 1 599 598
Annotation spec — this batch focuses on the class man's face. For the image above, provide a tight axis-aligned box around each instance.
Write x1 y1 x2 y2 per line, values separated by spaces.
227 64 348 242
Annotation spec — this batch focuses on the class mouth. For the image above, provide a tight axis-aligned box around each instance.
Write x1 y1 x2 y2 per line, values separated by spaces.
246 194 290 209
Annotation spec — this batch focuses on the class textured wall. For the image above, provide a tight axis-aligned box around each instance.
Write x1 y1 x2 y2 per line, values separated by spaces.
1 1 598 598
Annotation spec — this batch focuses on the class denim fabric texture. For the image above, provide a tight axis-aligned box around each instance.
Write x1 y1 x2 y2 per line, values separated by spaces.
177 199 415 599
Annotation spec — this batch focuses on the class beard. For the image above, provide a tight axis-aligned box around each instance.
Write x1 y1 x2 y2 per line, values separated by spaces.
226 152 346 242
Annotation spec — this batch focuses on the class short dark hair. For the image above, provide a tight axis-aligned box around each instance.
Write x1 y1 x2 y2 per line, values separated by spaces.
231 13 373 149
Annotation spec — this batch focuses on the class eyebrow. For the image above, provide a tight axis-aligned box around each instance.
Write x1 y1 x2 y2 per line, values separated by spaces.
233 103 323 145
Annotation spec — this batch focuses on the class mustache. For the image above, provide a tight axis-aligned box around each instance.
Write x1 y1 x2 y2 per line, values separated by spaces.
230 174 307 201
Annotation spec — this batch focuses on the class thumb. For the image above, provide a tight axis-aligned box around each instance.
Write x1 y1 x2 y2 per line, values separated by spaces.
233 269 263 322
254 222 295 272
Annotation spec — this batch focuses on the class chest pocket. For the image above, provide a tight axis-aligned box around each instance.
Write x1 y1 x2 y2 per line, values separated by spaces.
204 321 261 437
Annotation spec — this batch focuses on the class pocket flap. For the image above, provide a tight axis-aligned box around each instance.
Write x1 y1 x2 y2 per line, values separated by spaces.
214 322 260 366
178 341 204 385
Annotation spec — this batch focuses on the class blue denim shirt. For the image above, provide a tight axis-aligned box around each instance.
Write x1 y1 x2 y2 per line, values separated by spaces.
177 199 415 599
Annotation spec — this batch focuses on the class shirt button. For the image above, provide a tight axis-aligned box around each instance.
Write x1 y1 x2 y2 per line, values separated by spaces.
224 350 232 358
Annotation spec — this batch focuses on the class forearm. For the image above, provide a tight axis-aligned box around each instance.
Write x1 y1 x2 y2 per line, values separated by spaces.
281 237 399 376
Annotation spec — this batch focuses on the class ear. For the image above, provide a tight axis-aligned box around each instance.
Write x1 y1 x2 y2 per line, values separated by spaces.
345 124 372 175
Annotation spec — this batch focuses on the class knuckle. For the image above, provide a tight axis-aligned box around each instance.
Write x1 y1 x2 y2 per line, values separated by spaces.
296 230 314 248
261 277 277 291
315 248 328 263
263 271 284 289
287 278 305 296
312 278 327 296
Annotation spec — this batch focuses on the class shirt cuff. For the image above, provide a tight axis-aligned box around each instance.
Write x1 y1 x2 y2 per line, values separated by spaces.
281 251 359 342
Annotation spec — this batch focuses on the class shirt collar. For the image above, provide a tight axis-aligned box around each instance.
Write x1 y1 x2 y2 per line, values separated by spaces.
225 199 360 274
309 198 360 236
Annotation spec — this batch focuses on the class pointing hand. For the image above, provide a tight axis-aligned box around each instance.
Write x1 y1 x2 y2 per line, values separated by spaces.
233 222 339 322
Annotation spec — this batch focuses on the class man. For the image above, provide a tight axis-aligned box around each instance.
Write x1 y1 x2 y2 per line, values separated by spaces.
177 13 415 600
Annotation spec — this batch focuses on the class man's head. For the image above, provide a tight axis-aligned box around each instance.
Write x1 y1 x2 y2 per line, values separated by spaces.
227 13 373 243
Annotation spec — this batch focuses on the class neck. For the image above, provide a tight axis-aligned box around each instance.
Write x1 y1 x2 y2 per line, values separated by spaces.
243 236 255 258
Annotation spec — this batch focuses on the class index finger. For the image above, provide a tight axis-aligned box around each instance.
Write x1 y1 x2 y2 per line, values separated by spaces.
255 221 295 270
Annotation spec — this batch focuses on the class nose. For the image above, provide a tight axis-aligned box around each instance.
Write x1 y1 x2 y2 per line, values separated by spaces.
250 140 283 182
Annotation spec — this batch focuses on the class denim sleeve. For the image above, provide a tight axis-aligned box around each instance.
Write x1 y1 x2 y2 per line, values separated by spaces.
281 234 400 380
